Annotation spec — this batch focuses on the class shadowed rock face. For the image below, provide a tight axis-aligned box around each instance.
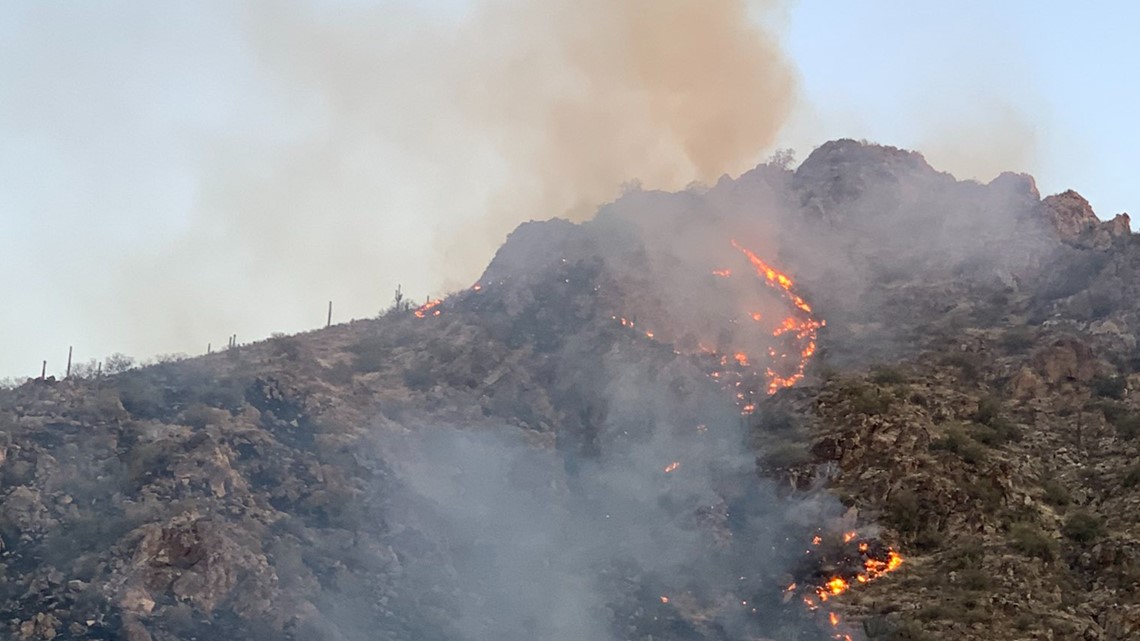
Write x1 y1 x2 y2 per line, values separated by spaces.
2 140 1140 641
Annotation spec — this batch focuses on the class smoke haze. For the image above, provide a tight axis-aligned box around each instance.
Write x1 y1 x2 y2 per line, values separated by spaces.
0 0 797 378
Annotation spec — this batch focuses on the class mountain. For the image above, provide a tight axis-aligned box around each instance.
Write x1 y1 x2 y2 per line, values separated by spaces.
1 140 1137 641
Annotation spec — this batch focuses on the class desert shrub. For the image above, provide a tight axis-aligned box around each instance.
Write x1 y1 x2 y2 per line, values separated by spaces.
103 353 136 375
1093 399 1128 423
762 442 812 468
972 396 1001 425
916 604 950 622
1000 326 1035 352
969 417 1022 446
942 352 982 382
1041 479 1071 507
1091 375 1127 399
117 376 167 419
882 619 932 641
886 489 924 535
870 365 907 385
913 528 944 551
1061 511 1104 544
1009 523 1055 561
958 568 992 591
964 478 1003 511
931 426 988 464
846 383 893 415
1124 464 1140 488
402 364 435 392
756 407 796 432
1111 413 1140 440
1013 612 1037 631
942 535 985 571
349 335 389 373
270 335 303 361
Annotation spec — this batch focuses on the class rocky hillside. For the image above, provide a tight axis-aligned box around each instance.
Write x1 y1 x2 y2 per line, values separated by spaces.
1 140 1138 641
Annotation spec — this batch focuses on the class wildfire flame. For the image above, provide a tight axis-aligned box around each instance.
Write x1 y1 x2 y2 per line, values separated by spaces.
413 299 443 318
790 530 905 640
663 461 681 474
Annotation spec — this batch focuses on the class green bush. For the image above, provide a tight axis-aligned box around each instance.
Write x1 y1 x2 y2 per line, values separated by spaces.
1124 464 1140 488
1112 413 1140 440
942 535 985 571
942 352 982 382
931 426 989 464
870 365 907 385
972 396 1001 425
1061 512 1104 544
886 489 924 535
1009 523 1055 561
849 385 893 415
958 569 992 591
349 335 390 373
1091 375 1127 400
1041 480 1071 507
969 418 1022 446
1092 399 1128 423
883 619 932 641
1000 327 1035 352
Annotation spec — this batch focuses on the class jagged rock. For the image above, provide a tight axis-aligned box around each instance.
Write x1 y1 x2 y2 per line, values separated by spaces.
1042 190 1130 249
1032 336 1097 385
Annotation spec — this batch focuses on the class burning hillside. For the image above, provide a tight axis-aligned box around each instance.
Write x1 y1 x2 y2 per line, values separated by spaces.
1 141 1138 641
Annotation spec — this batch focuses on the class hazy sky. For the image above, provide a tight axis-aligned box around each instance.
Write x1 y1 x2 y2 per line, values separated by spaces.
2 1 1138 379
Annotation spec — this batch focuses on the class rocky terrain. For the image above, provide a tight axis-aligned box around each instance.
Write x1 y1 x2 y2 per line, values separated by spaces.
1 140 1138 640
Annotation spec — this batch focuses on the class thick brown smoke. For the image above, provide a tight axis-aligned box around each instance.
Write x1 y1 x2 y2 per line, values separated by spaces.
446 0 796 274
230 0 796 289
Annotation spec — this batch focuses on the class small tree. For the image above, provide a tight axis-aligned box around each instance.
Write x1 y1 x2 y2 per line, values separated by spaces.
103 353 136 375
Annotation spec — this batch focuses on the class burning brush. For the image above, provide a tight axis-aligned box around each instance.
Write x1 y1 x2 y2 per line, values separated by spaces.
785 530 905 640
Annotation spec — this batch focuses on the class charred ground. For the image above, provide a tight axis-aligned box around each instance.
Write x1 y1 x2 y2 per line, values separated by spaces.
1 140 1139 640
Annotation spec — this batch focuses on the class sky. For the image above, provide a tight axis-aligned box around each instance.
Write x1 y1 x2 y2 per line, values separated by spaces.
1 1 1138 379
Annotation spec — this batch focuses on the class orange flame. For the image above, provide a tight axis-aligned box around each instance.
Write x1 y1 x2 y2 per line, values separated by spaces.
413 299 443 319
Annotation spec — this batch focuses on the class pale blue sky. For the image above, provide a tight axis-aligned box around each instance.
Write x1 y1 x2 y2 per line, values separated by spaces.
1 1 1137 378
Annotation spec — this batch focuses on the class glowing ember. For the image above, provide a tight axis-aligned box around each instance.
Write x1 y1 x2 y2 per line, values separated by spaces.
712 269 732 277
659 596 669 604
663 461 681 474
843 531 858 543
829 612 840 627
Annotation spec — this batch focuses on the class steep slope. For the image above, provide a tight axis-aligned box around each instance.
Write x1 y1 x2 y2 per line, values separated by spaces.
1 140 1138 641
